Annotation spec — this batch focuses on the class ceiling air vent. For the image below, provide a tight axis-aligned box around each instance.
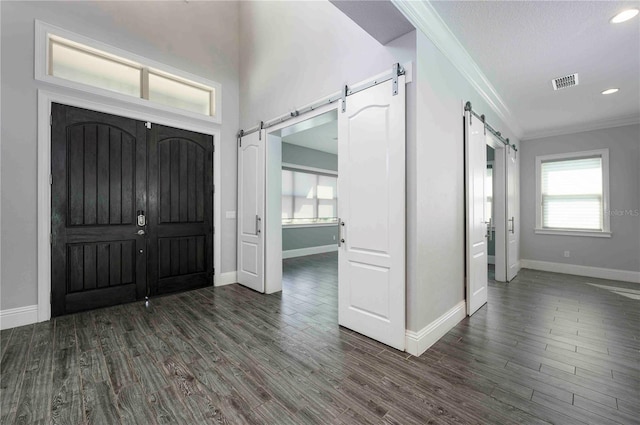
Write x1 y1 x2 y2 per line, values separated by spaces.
552 73 579 90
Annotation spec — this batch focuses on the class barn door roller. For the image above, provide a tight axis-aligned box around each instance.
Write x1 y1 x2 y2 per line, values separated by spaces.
342 63 405 113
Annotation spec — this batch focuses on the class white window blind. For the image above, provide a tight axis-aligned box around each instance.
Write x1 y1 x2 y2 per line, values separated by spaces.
541 156 603 230
282 169 337 225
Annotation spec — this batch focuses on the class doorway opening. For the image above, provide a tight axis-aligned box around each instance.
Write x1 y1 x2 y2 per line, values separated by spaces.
486 146 496 282
278 110 340 323
486 137 507 284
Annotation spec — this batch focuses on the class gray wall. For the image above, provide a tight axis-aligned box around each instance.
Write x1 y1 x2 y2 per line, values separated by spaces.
282 142 338 252
1 1 240 310
283 226 338 251
239 1 416 129
410 31 521 331
521 124 640 272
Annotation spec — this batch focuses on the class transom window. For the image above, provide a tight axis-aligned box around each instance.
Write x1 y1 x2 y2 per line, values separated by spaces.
36 21 220 121
535 149 610 237
48 35 214 116
282 168 338 225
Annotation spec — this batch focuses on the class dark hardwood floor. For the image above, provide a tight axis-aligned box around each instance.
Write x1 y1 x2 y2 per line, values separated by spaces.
1 252 638 424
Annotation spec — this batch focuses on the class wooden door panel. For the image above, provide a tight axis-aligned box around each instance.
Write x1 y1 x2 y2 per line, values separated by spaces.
51 103 146 316
65 241 136 292
158 139 206 224
158 236 206 278
66 124 136 226
148 125 213 296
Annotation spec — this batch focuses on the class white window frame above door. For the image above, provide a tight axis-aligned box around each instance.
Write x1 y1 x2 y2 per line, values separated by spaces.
35 20 222 124
535 149 611 238
37 89 222 322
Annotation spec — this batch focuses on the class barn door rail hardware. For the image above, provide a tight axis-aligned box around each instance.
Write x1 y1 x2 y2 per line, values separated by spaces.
238 63 405 137
464 101 517 154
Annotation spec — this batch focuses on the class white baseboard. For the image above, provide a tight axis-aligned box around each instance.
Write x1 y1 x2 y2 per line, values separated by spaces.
283 244 338 259
520 259 640 284
405 300 466 357
0 305 39 330
216 271 237 287
488 255 495 265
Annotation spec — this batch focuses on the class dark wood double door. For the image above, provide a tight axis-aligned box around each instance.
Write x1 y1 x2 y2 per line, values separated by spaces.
51 104 214 316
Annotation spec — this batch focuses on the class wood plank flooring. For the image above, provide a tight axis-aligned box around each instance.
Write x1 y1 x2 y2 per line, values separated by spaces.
1 252 638 424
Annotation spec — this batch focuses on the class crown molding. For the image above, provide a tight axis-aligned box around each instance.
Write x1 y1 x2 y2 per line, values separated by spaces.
391 0 524 140
521 114 640 141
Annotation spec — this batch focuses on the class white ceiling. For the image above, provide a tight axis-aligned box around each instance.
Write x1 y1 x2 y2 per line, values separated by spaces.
428 1 640 139
282 119 338 155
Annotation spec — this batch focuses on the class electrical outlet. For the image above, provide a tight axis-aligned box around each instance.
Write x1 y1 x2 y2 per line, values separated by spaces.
564 251 570 258
333 235 336 241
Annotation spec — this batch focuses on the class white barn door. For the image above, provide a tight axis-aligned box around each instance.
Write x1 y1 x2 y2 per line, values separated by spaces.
237 131 265 292
506 147 519 281
465 112 488 316
338 77 406 350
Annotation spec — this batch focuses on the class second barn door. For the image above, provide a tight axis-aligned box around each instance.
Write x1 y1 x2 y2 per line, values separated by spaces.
337 77 406 351
506 146 519 281
147 124 214 296
464 111 489 316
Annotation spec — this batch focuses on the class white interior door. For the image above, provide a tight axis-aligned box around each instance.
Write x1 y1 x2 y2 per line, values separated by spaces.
506 147 519 281
237 130 265 292
465 112 488 316
338 77 406 351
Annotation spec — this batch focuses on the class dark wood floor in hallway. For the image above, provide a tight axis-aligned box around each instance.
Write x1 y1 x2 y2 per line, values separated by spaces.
1 252 638 424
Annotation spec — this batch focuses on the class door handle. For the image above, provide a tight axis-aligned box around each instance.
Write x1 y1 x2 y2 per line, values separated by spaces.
337 219 345 247
136 229 146 236
256 215 261 235
509 217 515 234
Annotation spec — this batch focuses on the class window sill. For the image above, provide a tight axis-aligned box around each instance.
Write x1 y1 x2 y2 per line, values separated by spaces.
534 228 612 238
282 223 338 229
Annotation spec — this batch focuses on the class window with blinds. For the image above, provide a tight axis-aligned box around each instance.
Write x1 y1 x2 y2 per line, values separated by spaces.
536 149 610 235
282 169 338 225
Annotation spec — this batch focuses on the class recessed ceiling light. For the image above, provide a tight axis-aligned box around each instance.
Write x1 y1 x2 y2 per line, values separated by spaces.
601 88 619 95
610 9 639 24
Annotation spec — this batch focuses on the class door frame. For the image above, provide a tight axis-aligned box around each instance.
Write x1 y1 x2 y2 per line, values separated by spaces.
37 89 221 322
